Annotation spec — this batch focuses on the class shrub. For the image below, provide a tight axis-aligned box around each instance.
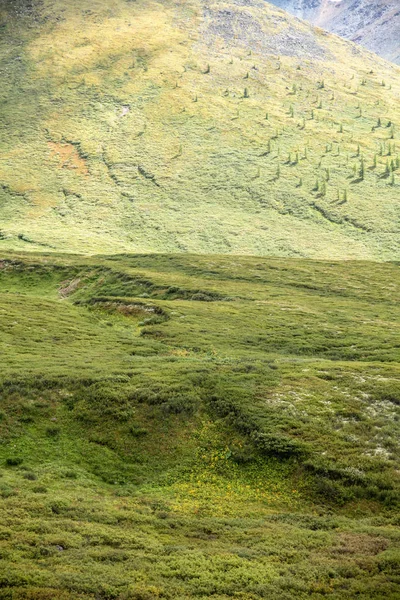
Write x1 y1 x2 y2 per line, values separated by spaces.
191 293 213 302
0 484 17 498
373 382 400 405
46 426 60 437
378 550 400 574
314 478 349 503
161 394 198 415
5 457 23 467
231 447 256 464
251 432 305 458
129 426 148 438
32 486 47 494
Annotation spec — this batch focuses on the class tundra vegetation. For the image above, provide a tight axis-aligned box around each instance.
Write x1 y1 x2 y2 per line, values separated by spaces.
0 252 399 598
1 1 400 598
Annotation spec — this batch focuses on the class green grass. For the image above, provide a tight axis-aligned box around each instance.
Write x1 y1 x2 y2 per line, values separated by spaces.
0 251 399 598
1 2 400 596
0 0 400 258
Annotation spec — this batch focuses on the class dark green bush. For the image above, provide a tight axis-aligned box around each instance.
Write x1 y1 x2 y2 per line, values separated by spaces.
0 484 17 498
5 457 23 467
46 426 60 437
161 394 198 415
251 432 305 458
378 550 400 574
129 426 148 438
32 486 47 494
314 478 349 503
190 293 213 302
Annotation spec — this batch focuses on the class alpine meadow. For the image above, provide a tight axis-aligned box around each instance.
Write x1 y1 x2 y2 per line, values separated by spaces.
0 1 400 599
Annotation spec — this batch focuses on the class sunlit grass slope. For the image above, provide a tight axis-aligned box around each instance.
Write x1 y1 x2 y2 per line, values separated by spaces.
0 0 400 258
0 252 399 598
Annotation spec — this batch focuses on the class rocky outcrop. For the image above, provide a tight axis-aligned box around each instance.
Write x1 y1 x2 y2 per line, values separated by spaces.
269 0 400 63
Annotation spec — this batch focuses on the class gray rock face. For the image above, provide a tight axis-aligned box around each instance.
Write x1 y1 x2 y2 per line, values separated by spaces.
268 0 400 63
200 1 329 59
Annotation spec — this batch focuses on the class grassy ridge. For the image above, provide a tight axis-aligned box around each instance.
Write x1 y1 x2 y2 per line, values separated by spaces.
0 252 399 598
0 0 400 258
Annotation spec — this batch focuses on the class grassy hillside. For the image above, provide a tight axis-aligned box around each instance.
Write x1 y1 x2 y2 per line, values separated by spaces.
0 0 400 258
0 252 400 598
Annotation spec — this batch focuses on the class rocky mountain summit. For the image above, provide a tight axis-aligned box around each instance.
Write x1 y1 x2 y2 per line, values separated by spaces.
269 0 400 63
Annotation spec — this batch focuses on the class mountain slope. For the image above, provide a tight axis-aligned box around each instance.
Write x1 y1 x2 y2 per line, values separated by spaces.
1 0 400 258
270 0 400 64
